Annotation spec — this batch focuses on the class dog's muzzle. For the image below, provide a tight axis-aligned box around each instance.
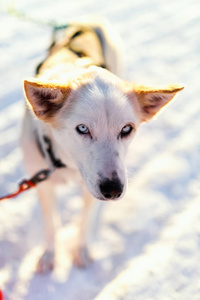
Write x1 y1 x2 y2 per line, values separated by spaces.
99 177 124 200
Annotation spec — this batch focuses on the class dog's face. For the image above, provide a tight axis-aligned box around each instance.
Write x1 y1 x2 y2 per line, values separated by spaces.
24 66 183 200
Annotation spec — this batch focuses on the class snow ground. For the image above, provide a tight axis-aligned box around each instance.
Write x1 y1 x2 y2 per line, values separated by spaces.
0 0 200 299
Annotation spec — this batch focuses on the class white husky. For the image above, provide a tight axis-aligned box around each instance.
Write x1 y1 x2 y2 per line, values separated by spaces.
21 19 183 272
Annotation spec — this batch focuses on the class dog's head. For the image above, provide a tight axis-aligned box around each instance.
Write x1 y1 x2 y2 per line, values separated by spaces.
24 67 183 200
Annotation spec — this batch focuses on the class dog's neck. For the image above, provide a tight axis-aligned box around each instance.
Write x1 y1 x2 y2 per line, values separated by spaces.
35 118 78 171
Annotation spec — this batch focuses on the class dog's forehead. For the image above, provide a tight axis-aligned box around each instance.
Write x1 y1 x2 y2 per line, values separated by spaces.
67 69 139 129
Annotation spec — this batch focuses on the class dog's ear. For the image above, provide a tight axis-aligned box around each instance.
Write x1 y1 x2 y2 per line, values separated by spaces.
24 78 71 122
132 84 184 121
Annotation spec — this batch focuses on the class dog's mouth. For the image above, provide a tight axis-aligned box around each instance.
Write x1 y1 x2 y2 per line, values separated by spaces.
96 196 123 201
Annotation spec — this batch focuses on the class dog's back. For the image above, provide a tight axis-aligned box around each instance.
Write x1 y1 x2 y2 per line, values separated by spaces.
36 19 125 79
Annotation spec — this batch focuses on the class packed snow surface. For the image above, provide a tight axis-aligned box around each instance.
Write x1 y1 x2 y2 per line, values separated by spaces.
0 0 200 299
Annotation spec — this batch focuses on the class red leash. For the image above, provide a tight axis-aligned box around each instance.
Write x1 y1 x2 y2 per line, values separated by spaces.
0 169 52 202
0 289 3 300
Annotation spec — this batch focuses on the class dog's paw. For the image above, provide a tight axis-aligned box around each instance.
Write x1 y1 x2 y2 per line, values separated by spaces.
37 250 55 273
72 246 92 268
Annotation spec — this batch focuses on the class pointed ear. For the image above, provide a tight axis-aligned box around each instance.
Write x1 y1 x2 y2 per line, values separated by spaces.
133 84 184 121
24 78 71 122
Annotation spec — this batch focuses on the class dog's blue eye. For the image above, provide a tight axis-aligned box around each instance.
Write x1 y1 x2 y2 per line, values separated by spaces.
121 124 133 137
76 124 89 134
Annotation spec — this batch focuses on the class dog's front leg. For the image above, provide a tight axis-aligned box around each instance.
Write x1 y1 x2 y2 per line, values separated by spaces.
36 180 59 273
73 185 103 268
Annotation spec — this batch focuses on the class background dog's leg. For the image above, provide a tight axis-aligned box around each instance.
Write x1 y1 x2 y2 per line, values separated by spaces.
73 185 103 267
36 180 59 273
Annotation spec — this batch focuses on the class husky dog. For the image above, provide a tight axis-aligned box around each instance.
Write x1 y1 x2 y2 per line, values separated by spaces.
21 19 183 272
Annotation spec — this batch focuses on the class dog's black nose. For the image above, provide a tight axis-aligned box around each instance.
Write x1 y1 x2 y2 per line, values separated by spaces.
100 178 124 200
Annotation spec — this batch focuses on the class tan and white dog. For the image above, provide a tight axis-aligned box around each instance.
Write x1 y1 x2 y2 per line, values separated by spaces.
21 20 183 273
